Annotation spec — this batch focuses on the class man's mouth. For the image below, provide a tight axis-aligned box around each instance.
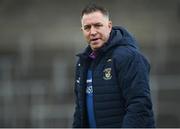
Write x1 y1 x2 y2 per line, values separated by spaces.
90 38 100 42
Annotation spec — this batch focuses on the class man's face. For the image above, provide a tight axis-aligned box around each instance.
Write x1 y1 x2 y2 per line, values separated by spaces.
81 11 112 51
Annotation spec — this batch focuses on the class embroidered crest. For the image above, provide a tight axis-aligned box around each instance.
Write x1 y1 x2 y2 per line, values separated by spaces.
103 68 112 80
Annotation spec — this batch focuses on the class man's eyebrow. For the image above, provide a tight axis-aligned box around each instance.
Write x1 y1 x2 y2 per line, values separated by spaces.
84 22 102 26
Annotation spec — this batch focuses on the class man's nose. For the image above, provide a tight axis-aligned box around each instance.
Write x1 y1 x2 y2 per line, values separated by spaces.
90 26 97 35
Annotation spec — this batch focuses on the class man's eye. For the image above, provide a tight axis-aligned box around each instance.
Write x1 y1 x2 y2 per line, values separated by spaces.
95 24 103 28
84 26 91 31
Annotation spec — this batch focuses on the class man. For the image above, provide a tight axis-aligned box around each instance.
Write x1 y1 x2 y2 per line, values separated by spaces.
73 4 155 128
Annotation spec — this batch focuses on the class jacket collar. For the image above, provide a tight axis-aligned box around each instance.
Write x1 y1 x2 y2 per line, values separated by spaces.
77 26 138 60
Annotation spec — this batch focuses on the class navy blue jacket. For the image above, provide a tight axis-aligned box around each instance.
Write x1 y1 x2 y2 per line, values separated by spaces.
73 26 155 128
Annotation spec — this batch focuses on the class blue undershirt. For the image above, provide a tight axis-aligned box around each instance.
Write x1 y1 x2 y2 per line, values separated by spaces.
86 70 96 128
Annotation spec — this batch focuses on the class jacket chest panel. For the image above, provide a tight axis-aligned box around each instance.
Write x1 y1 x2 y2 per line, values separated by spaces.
93 57 116 85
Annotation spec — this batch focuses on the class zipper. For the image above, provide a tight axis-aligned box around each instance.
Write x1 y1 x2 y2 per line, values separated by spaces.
81 59 90 127
92 64 98 127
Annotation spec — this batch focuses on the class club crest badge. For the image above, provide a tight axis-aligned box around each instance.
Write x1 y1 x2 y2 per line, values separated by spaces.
103 68 112 80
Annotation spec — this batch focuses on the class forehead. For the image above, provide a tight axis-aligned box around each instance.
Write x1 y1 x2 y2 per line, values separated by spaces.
81 11 108 26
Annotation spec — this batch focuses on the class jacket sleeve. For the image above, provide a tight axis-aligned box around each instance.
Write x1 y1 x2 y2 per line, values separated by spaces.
116 51 155 128
72 62 81 128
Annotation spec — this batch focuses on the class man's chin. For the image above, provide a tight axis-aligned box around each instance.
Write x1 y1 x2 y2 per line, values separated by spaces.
90 44 102 51
90 41 99 45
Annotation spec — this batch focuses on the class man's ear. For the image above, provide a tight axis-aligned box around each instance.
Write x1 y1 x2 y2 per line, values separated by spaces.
108 21 112 30
108 21 112 29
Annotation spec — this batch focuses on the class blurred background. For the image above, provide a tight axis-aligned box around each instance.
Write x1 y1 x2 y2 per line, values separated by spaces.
0 0 180 127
